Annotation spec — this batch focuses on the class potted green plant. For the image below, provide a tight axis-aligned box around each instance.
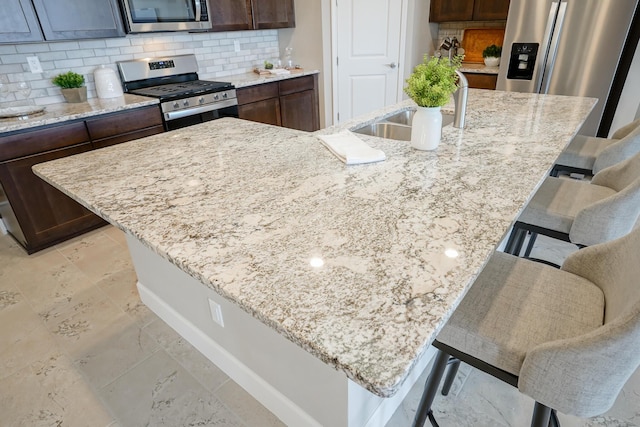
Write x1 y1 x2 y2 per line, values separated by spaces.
52 71 87 103
404 54 462 150
482 44 502 67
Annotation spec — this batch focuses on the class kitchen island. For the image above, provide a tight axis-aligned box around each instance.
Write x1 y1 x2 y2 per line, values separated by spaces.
33 89 596 426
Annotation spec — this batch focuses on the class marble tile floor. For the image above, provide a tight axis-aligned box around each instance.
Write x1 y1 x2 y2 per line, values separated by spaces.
0 226 638 427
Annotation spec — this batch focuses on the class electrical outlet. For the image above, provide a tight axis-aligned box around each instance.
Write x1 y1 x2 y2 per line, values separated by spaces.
234 40 241 52
27 56 43 73
208 298 224 327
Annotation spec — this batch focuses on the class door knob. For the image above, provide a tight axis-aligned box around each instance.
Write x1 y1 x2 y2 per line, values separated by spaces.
386 62 397 69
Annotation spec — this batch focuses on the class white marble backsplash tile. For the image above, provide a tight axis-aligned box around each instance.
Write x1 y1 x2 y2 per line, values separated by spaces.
0 30 279 107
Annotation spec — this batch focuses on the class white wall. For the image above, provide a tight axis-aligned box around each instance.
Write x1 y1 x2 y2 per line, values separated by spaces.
278 0 332 128
0 31 279 106
401 0 439 92
610 40 640 135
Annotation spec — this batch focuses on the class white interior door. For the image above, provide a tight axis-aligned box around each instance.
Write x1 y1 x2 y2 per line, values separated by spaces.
335 0 403 123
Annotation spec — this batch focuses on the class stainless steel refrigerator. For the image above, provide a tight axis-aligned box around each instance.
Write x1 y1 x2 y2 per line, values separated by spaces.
496 0 639 136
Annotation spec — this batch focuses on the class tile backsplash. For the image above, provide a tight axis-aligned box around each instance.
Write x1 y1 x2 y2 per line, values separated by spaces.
0 30 279 106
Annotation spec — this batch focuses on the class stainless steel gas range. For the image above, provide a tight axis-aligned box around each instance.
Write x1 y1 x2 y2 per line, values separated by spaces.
117 54 238 131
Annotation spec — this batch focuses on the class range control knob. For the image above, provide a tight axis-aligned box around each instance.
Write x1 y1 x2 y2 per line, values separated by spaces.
173 102 180 109
183 100 189 107
199 97 205 104
222 92 228 99
214 94 219 100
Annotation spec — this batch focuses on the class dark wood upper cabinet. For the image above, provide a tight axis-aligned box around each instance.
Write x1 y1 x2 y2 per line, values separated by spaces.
430 0 509 22
31 0 125 40
1 0 124 43
0 0 44 43
473 0 510 21
430 0 474 22
251 0 295 29
210 0 254 31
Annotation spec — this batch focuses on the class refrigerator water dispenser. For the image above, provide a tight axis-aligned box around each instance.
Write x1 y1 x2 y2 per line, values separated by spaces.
507 43 539 80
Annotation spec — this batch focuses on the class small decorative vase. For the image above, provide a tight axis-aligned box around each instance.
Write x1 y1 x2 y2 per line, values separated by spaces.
61 86 87 103
411 106 442 151
484 57 500 67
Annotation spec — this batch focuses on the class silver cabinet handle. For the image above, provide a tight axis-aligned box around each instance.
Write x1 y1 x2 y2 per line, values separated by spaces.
386 62 397 69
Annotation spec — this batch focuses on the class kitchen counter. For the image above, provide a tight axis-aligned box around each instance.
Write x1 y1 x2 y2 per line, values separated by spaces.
459 62 500 74
33 89 596 426
0 94 159 134
228 69 320 88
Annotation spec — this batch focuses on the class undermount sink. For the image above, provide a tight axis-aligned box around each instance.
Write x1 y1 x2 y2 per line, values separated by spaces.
352 109 454 141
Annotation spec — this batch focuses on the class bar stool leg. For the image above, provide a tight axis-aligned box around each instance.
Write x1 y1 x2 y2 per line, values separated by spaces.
441 358 461 396
413 350 450 427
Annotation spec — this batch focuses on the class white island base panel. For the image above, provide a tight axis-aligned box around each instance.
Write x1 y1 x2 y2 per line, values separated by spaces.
128 235 435 427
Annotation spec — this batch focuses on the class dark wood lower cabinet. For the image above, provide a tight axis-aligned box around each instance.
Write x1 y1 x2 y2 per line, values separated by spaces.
237 74 320 132
280 90 318 131
0 105 163 253
464 73 498 90
0 143 106 253
238 98 281 126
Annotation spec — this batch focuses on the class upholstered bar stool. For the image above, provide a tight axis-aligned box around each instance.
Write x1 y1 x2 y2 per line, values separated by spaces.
551 118 640 177
505 151 640 258
413 226 640 427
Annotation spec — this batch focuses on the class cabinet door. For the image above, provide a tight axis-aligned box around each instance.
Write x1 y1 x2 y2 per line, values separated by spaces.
0 0 44 43
31 0 125 40
238 98 282 126
0 143 106 253
210 0 254 31
429 0 474 22
251 0 295 29
473 0 510 20
280 90 319 132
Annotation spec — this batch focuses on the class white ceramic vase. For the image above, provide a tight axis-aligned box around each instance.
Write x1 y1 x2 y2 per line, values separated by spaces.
484 57 500 67
411 106 442 151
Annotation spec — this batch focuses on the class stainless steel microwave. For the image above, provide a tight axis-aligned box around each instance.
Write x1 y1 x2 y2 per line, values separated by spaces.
121 0 212 33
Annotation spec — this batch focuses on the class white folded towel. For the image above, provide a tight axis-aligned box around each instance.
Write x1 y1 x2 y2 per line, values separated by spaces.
317 131 386 165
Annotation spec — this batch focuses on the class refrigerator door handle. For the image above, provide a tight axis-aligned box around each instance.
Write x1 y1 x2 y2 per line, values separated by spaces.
535 1 561 93
540 1 568 93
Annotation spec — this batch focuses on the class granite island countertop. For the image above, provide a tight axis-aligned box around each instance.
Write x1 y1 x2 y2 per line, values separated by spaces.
0 94 159 134
33 89 596 398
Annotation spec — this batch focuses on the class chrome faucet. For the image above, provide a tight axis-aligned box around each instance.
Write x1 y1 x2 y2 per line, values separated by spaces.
449 37 460 63
453 70 468 129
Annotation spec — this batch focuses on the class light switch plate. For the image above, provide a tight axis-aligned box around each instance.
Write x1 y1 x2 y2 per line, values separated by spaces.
208 298 224 327
27 56 43 73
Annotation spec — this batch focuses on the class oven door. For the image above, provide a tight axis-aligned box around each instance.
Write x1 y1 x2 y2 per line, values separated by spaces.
165 104 239 131
121 0 212 33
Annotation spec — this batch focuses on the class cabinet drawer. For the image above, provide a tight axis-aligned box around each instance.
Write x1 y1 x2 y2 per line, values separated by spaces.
464 73 497 90
86 105 162 140
0 121 89 162
92 125 164 150
236 82 279 105
279 75 314 96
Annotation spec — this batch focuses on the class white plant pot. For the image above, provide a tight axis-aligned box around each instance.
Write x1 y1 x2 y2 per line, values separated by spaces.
411 106 442 151
484 57 500 67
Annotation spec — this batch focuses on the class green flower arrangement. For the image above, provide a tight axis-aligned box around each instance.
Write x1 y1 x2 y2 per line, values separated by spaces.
52 71 85 89
404 55 462 108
